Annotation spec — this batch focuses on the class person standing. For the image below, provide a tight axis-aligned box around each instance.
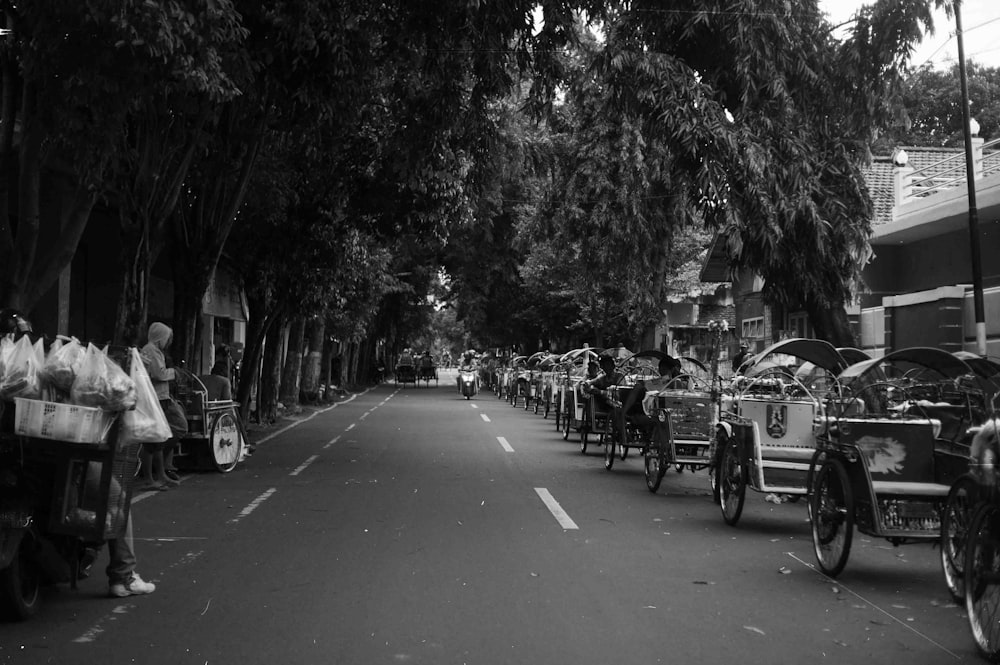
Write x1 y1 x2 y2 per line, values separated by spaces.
732 342 753 374
139 322 188 490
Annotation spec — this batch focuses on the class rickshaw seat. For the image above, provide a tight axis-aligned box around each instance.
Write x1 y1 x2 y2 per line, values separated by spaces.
871 481 951 497
761 445 816 463
904 403 970 444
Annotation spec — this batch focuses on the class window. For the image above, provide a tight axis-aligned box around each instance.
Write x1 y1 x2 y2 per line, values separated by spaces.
787 313 809 339
741 317 763 342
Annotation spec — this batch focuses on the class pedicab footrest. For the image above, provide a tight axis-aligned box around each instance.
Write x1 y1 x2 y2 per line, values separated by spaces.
875 496 942 533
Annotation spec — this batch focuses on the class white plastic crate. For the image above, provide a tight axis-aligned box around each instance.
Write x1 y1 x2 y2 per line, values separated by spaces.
14 397 115 444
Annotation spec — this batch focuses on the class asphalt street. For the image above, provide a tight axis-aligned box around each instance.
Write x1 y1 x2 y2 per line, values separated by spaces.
0 373 980 664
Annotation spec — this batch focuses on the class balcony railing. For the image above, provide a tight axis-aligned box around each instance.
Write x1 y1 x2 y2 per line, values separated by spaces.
901 137 1000 202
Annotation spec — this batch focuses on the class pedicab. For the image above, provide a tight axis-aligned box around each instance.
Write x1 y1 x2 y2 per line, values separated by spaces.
714 338 851 526
808 347 987 578
577 346 632 457
506 355 528 407
597 349 666 471
394 363 417 387
634 354 720 491
937 353 1000 604
417 355 438 387
556 348 601 448
536 353 560 419
172 368 248 473
523 352 548 413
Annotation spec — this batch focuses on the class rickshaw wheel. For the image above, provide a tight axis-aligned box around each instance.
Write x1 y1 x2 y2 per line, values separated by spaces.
580 426 590 454
603 431 615 470
532 396 539 414
644 438 667 493
941 474 979 602
210 411 243 473
811 458 854 577
965 503 1000 662
562 413 570 440
0 533 41 621
720 436 746 526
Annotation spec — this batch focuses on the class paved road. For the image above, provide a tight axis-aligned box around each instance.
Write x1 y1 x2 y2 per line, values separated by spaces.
0 378 980 664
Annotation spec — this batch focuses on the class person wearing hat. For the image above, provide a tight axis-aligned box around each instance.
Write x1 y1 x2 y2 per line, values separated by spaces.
732 342 753 374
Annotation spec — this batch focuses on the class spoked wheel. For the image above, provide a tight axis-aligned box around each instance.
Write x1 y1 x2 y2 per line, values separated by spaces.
554 404 561 431
719 435 746 526
562 412 571 440
941 474 979 602
603 430 616 470
644 439 667 493
532 395 539 414
811 458 854 577
210 411 243 473
0 534 42 621
966 503 1000 662
580 426 590 454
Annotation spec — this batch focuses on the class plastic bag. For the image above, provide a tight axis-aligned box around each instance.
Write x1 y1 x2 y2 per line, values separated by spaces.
121 347 171 444
70 344 137 411
41 337 85 393
0 334 41 400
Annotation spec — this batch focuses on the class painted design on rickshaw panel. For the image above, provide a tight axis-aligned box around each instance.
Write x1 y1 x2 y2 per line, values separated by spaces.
856 435 907 476
766 404 786 439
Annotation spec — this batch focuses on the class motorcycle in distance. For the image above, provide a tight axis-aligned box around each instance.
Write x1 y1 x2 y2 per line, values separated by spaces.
459 367 478 399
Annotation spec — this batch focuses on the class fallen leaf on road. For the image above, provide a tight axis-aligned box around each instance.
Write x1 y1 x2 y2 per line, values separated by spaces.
778 567 791 574
743 626 766 635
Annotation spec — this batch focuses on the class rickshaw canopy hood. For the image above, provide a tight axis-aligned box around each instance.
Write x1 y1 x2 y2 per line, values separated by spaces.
742 338 849 376
838 346 976 384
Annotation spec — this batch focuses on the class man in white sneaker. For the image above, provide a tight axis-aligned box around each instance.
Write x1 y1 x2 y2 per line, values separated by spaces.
107 513 156 597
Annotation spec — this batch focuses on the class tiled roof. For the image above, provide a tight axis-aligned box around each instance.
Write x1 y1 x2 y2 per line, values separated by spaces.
864 146 966 226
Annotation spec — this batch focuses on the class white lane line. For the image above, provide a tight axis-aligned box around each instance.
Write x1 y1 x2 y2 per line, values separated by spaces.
255 388 370 445
360 411 370 420
345 423 356 432
497 436 514 452
228 488 278 524
481 414 491 423
470 404 479 409
786 552 961 660
290 455 319 476
535 488 579 530
324 435 341 449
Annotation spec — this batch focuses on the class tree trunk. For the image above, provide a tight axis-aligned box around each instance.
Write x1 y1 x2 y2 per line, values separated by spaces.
259 322 284 423
113 221 151 346
805 296 857 348
172 272 210 370
279 317 305 407
301 318 325 399
235 293 274 421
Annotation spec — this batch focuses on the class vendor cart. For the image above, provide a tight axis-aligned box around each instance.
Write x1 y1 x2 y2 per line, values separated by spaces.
172 369 247 473
0 388 138 619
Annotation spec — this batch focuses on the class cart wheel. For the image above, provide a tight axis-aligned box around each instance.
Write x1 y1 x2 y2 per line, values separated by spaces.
720 435 746 526
644 439 667 493
603 431 615 470
210 411 243 473
580 427 589 454
811 458 854 577
543 396 550 420
562 414 570 441
965 503 1000 661
554 404 561 430
532 396 539 414
0 533 41 621
941 474 979 602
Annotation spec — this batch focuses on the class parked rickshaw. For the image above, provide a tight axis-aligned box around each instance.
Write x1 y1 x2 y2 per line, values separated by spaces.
506 356 528 407
536 353 560 419
636 355 719 491
173 368 248 473
556 348 600 448
597 350 658 468
937 353 1000 604
523 352 548 412
809 347 986 577
714 339 851 526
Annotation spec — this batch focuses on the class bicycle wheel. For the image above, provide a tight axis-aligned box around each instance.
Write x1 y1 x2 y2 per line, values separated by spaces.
941 474 979 602
811 458 854 577
966 503 1000 662
719 435 746 526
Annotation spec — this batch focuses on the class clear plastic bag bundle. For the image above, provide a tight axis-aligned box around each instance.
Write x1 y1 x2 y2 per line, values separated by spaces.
70 344 137 411
121 347 171 444
0 334 41 400
41 337 85 393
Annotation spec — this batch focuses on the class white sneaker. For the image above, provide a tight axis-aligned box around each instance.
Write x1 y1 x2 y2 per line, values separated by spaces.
109 573 156 597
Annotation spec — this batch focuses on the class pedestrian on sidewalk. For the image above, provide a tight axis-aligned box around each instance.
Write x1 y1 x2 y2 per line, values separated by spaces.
139 322 187 491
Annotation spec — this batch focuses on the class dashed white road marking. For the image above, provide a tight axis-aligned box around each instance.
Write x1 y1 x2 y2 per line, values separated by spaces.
228 488 278 524
497 436 514 452
345 423 356 432
290 455 319 476
324 435 341 449
480 414 491 423
535 488 579 530
470 403 479 409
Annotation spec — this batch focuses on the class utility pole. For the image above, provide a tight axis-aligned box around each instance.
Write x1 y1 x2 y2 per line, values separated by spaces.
955 1 987 355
